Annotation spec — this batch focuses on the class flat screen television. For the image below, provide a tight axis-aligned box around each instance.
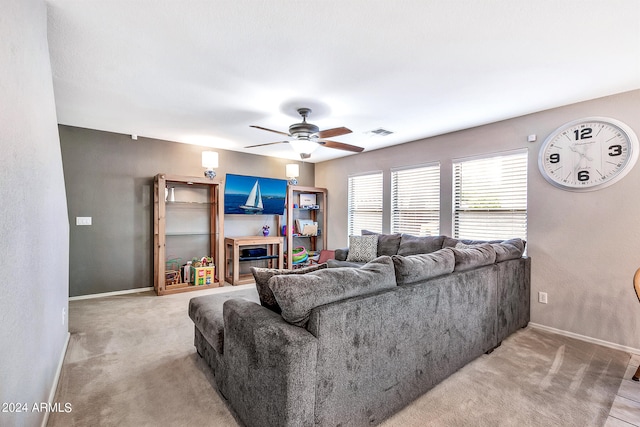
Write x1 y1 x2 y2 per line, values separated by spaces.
224 174 288 215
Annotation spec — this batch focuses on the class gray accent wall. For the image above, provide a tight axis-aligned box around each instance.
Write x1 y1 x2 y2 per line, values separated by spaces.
316 89 640 351
59 126 314 297
0 1 70 426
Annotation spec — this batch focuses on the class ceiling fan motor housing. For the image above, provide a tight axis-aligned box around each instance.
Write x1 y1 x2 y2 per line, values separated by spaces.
289 108 319 139
289 122 319 139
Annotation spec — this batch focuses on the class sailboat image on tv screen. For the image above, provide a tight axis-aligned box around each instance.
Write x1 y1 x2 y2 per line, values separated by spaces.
239 180 264 213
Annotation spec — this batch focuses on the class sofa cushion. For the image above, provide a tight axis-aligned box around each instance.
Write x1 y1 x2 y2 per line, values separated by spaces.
443 237 504 248
491 238 525 262
327 259 365 268
442 236 458 248
346 234 379 262
451 244 496 271
454 238 525 263
392 248 455 285
397 234 445 256
334 247 349 261
269 256 397 327
251 263 328 314
445 237 523 248
188 289 260 353
362 230 402 256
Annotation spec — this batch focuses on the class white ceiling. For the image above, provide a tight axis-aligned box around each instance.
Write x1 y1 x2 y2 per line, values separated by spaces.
46 0 640 163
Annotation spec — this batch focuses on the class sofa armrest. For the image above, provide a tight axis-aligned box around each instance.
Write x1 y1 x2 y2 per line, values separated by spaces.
222 299 317 427
334 247 349 261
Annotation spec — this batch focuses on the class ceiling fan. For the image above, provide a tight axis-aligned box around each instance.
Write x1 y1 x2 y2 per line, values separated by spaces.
246 108 364 159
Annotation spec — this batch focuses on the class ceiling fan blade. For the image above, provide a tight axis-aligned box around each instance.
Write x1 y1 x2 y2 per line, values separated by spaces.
320 140 364 153
317 127 352 138
244 141 289 149
250 125 290 137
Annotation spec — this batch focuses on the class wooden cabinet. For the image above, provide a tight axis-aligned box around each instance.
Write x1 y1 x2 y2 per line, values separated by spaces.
153 174 224 295
279 185 327 269
224 236 284 285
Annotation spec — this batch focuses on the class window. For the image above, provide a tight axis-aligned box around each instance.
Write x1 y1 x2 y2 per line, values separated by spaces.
391 163 440 235
348 172 383 235
453 150 527 241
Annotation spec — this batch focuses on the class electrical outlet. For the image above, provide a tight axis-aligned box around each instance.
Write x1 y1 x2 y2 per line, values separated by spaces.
538 292 548 304
62 307 66 325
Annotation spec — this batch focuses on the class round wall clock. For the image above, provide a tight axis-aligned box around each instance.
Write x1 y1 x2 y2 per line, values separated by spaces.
538 117 639 191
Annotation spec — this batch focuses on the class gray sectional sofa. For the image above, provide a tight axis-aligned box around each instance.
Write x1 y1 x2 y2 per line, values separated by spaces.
188 233 530 427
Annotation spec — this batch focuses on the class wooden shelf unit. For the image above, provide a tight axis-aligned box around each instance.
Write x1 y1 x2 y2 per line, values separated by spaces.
153 173 224 295
279 185 328 269
224 236 284 285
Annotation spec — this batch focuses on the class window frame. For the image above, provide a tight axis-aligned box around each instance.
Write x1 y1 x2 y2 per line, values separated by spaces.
452 149 528 241
347 171 384 236
390 162 440 236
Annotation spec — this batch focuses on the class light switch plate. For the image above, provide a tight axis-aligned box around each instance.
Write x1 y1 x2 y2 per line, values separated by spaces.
76 217 92 226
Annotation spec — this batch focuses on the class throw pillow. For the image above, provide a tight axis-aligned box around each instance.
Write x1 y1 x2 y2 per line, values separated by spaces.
269 256 397 327
450 244 496 272
392 248 455 286
250 263 328 314
362 230 402 256
346 234 378 262
396 234 445 256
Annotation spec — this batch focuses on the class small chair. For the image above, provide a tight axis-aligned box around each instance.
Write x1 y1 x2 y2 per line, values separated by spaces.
633 268 640 381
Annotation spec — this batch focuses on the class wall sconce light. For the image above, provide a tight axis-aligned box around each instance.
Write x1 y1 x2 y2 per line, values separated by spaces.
285 163 299 185
202 151 218 179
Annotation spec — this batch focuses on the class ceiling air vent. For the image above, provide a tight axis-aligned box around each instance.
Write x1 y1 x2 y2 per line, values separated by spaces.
368 128 394 136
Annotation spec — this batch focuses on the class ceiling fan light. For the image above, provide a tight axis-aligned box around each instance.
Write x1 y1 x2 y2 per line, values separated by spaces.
289 139 319 155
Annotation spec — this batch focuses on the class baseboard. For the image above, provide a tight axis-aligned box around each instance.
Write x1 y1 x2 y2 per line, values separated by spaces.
41 331 70 427
69 287 154 301
529 322 640 356
68 284 255 301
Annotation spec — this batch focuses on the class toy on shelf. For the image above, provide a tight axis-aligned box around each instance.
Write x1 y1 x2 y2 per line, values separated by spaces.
190 256 215 286
292 246 308 264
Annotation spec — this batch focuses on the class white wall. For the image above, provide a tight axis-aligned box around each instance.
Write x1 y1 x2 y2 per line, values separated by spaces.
0 1 70 425
316 90 640 350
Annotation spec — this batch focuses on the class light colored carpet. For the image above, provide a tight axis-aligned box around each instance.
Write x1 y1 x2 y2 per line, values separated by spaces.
49 287 630 427
381 327 629 427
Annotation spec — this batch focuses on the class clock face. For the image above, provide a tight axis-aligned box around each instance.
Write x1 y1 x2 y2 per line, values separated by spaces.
538 117 639 191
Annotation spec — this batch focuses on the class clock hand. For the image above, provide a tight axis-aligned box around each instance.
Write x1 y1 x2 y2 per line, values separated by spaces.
579 144 594 161
569 145 593 162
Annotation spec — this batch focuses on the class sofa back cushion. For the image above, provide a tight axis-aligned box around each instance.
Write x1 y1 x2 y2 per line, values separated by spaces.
269 256 397 327
251 263 328 313
491 238 525 262
449 237 525 263
397 234 445 256
391 248 455 285
451 244 496 271
362 230 402 256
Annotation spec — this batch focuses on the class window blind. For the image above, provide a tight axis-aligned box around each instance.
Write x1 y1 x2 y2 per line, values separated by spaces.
391 163 440 235
348 172 383 235
453 150 527 241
